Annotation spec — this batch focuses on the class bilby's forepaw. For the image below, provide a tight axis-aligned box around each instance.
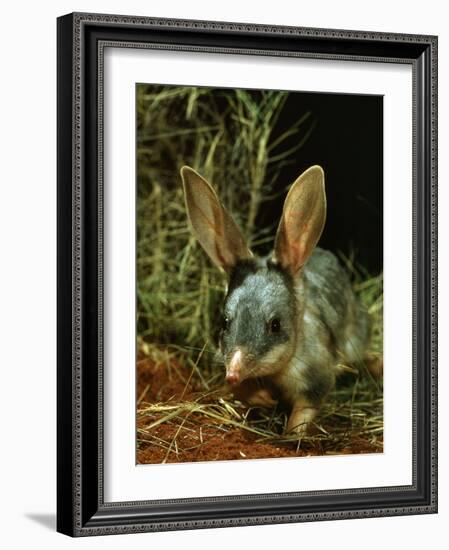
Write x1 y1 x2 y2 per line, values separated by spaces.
285 399 317 437
245 388 278 407
231 379 278 408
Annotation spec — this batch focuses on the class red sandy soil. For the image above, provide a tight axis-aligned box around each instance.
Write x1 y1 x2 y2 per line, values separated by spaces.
136 357 382 464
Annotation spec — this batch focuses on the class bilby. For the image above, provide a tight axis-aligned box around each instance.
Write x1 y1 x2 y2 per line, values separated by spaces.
181 165 371 436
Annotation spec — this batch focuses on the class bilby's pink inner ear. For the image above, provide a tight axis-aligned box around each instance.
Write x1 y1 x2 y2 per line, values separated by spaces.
181 166 252 273
273 165 326 276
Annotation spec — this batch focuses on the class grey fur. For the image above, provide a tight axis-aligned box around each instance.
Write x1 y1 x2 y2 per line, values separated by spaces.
221 259 296 372
276 248 370 406
218 249 370 407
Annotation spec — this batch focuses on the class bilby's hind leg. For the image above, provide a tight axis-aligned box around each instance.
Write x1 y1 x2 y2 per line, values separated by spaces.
335 353 383 380
364 353 383 379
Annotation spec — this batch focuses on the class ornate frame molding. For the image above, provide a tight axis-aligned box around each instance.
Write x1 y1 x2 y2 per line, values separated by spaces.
57 12 437 536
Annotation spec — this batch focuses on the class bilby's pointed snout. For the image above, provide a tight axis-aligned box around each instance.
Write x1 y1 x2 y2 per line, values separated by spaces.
225 371 240 385
225 348 244 385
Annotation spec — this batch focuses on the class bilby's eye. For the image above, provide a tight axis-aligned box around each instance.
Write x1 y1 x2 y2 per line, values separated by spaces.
222 316 229 331
269 318 281 334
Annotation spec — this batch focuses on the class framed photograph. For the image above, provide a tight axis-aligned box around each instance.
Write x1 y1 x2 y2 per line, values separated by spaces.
57 12 438 536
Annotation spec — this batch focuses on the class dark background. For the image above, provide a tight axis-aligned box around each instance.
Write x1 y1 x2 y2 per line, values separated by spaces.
258 91 383 274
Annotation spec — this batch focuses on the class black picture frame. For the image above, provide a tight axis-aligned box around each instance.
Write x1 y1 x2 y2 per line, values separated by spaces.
57 12 438 536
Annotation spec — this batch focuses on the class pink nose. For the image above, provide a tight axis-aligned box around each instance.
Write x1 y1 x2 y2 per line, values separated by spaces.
226 371 240 385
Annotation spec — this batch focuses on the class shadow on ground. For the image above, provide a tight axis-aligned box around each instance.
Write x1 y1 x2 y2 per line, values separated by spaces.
25 513 56 531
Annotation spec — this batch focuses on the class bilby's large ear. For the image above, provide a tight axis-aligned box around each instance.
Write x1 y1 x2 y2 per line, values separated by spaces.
181 166 252 274
273 165 326 276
